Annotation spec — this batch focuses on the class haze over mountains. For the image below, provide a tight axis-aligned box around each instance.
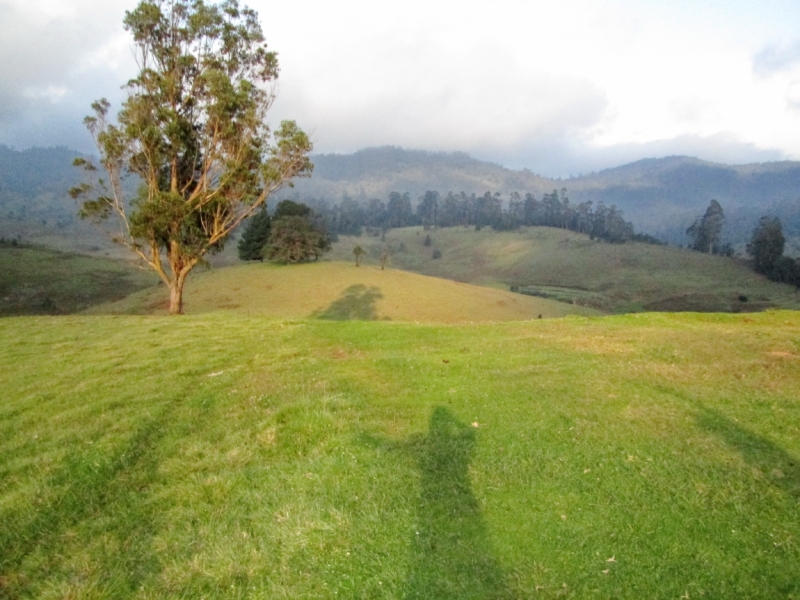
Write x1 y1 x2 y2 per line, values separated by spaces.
294 147 800 250
2 145 799 252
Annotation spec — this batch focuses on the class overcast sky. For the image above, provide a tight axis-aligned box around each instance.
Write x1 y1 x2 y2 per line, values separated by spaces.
2 0 800 176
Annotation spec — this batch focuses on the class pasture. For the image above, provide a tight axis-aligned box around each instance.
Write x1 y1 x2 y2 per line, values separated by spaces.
1 310 799 598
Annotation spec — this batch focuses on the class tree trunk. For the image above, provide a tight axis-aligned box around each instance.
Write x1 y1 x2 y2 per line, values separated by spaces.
169 281 184 315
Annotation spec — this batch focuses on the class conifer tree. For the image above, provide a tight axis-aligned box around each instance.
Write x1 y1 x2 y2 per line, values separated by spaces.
747 216 785 274
687 200 725 254
237 208 271 261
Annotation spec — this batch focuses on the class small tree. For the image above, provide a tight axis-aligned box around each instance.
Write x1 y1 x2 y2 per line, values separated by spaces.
237 207 271 261
687 199 725 254
353 245 365 266
747 216 785 274
266 215 329 263
71 0 312 314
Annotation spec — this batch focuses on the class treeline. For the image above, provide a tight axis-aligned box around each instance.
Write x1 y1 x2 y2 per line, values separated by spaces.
303 189 662 244
747 216 800 287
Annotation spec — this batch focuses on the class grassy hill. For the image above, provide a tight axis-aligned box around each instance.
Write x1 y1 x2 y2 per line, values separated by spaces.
1 310 799 598
0 243 156 316
92 260 596 321
327 226 800 313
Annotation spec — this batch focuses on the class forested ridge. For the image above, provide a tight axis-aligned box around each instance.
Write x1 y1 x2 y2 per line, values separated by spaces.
303 189 660 245
2 145 799 252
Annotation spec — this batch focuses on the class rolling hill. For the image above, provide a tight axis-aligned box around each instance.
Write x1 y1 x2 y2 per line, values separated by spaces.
91 260 597 321
326 226 800 313
0 243 156 316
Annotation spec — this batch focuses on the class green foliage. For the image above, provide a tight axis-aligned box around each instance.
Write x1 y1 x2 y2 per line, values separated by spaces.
418 190 439 228
313 188 646 244
423 234 432 247
237 207 271 261
748 216 785 274
352 244 365 266
686 199 725 254
266 215 329 263
70 0 312 313
274 199 313 218
769 256 800 286
432 248 442 259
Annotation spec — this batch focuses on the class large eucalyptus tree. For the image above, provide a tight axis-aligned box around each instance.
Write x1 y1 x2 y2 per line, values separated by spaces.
71 0 312 314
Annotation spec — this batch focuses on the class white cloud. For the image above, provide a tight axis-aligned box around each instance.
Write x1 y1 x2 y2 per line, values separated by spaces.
1 0 800 175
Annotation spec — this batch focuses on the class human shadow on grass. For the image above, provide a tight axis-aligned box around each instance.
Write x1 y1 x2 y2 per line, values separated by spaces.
695 406 800 498
314 284 385 321
362 407 512 599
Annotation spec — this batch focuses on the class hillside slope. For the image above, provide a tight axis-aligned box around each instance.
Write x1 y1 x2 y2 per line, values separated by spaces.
327 226 800 313
91 260 596 321
0 244 156 316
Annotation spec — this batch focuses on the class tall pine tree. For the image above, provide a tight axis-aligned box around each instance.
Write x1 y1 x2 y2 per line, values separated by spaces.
687 199 724 254
747 216 785 274
237 208 272 261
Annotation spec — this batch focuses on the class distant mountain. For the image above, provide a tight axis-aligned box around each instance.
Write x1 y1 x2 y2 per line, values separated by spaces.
292 148 800 251
0 146 106 252
562 156 800 246
2 145 799 253
293 146 550 199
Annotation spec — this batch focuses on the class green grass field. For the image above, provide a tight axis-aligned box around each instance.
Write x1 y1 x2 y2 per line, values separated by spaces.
2 310 799 598
327 227 800 313
0 244 156 316
91 261 596 322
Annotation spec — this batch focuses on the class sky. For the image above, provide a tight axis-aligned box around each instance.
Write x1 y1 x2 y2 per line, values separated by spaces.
1 0 800 177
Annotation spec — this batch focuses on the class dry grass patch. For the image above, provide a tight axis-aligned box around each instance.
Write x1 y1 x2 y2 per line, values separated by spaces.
91 261 597 322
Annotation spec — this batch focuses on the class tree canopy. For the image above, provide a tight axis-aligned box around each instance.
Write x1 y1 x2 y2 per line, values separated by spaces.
266 214 330 264
237 207 271 261
747 216 785 274
71 0 312 314
686 199 725 254
304 188 658 245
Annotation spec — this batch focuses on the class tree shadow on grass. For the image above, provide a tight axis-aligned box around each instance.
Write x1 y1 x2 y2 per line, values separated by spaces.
361 407 512 599
314 284 384 321
695 406 800 498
